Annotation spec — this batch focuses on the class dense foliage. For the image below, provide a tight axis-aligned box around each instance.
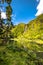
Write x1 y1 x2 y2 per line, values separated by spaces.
0 1 43 64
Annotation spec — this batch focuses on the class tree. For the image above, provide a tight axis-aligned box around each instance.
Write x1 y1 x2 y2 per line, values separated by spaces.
0 0 13 45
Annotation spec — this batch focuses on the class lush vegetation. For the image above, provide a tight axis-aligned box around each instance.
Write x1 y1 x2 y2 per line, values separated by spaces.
0 14 43 65
0 0 43 64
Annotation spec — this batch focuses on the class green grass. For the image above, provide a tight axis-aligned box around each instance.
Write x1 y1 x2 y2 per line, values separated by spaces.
0 40 43 65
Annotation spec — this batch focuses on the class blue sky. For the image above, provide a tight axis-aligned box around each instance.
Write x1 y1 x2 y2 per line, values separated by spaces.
1 0 40 25
11 0 39 25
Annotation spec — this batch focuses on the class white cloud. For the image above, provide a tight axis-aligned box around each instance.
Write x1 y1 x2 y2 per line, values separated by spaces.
35 0 43 16
1 12 7 19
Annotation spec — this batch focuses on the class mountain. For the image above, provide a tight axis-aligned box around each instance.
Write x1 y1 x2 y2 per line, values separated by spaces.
23 14 43 39
11 14 43 51
11 14 43 39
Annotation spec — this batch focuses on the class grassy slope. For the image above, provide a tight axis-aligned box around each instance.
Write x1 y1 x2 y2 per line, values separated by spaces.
11 14 43 51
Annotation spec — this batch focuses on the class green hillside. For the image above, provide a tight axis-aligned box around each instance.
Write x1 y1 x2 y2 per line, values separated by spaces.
0 14 43 65
12 14 43 39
